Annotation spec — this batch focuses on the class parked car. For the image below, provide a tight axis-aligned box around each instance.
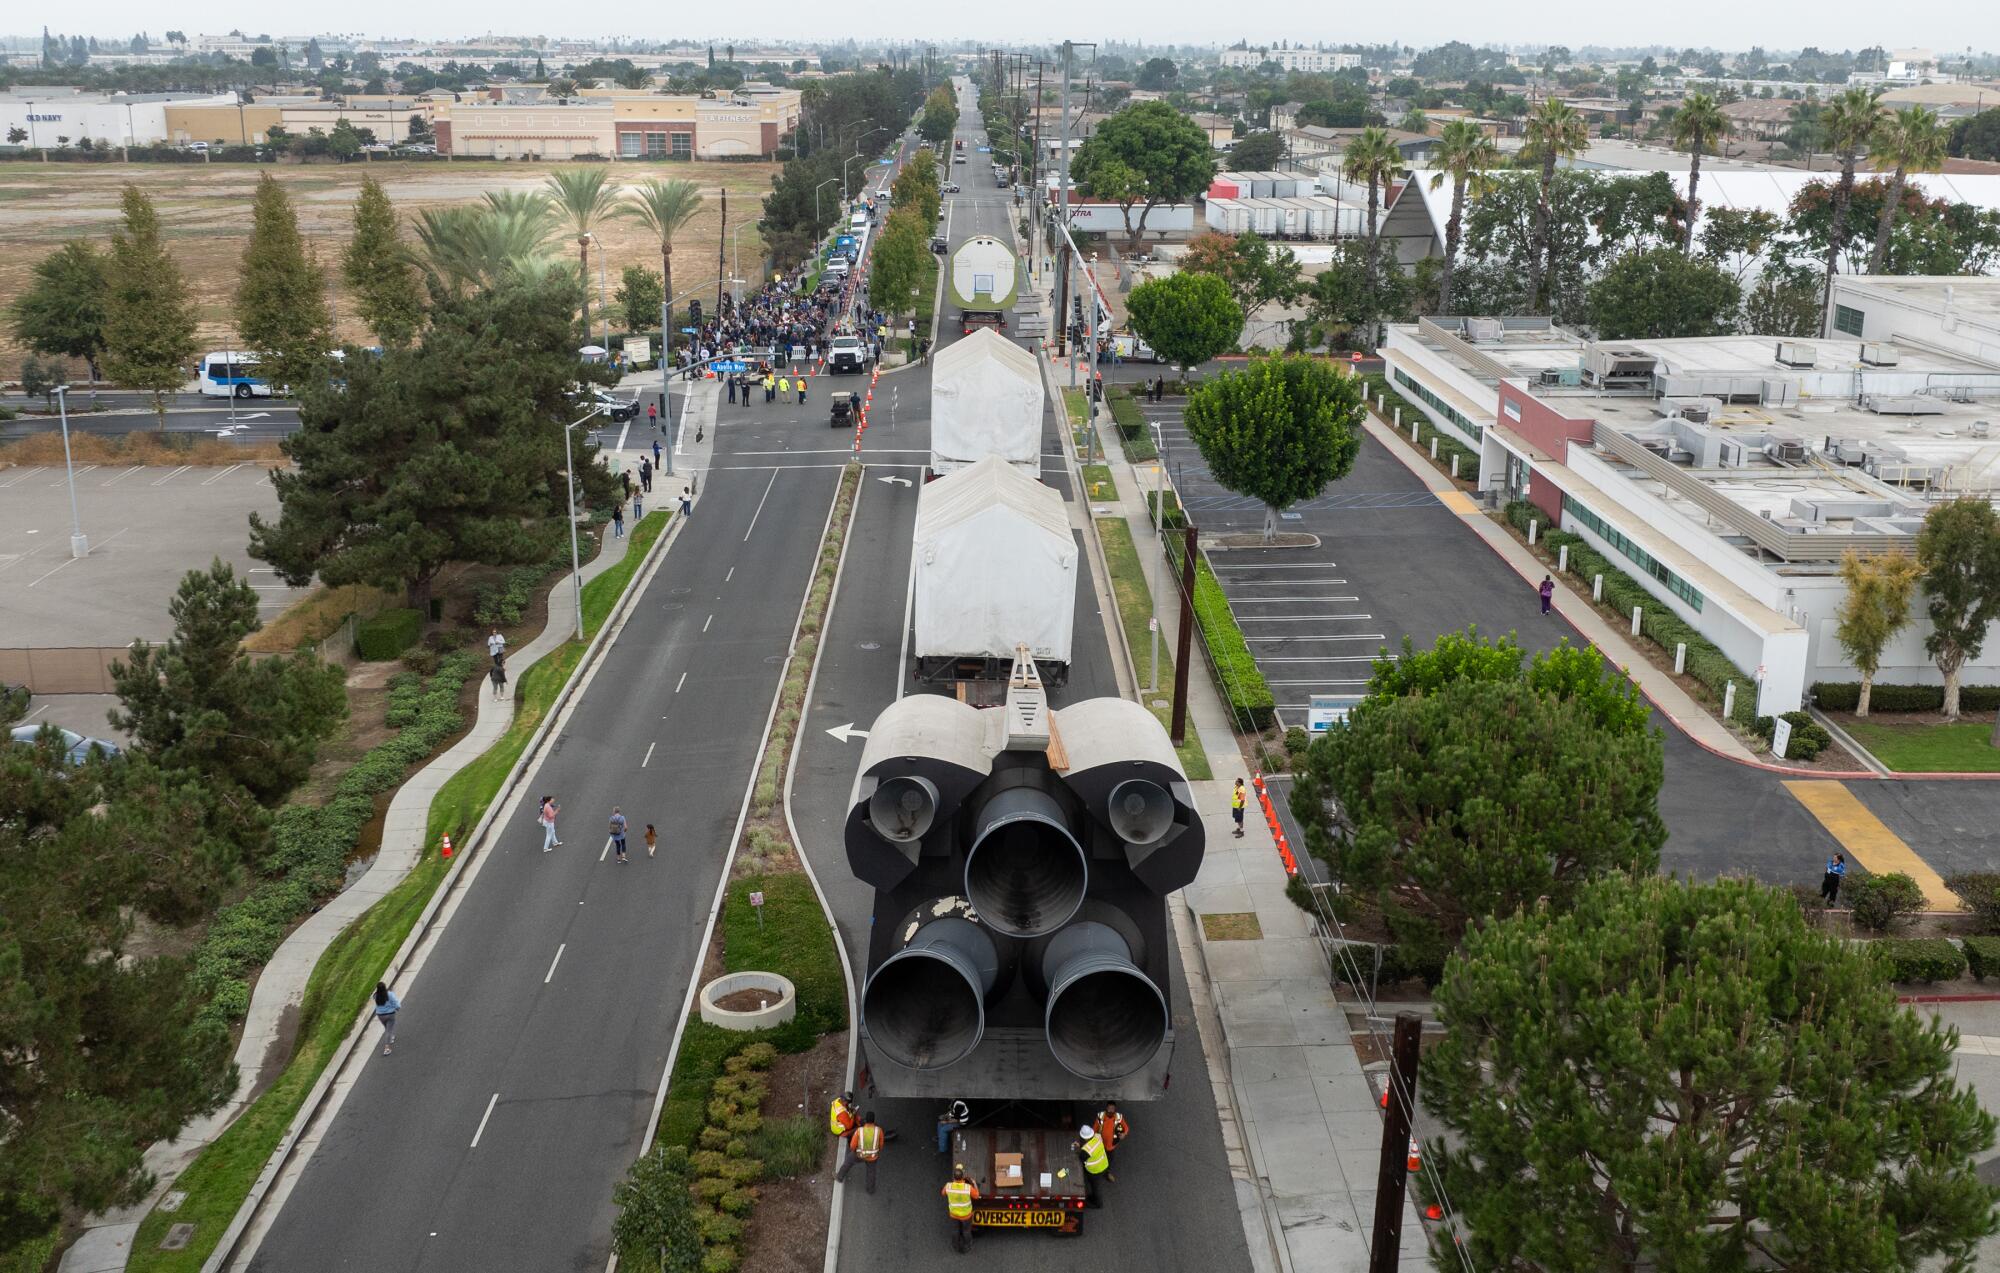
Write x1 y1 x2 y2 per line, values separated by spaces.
942 181 960 193
10 724 121 767
570 387 641 422
930 234 949 253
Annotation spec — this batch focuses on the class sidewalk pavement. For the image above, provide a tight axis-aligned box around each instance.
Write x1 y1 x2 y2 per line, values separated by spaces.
59 386 720 1273
1078 406 1429 1272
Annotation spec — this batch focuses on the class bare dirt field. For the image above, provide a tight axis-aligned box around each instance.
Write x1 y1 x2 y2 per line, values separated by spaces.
0 159 781 370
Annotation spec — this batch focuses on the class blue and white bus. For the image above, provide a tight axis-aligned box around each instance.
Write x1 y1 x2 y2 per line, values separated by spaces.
197 351 272 399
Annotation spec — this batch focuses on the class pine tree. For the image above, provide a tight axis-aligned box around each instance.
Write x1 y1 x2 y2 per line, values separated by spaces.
236 173 332 395
102 185 198 428
342 176 425 347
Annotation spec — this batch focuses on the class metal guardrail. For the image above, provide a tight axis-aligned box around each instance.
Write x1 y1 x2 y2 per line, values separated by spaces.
1416 317 1517 383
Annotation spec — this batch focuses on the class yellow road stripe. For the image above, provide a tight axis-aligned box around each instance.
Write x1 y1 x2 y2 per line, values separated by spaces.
1435 490 1480 516
1781 781 1958 910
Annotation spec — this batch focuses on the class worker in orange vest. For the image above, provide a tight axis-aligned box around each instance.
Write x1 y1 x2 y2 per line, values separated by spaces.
829 1090 857 1176
1094 1102 1131 1182
838 1110 886 1194
942 1163 981 1253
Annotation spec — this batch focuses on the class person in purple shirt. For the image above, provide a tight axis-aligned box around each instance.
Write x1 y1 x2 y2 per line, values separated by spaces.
1538 575 1555 615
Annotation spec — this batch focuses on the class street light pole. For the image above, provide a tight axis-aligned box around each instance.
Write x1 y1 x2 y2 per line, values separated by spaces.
814 176 838 230
52 386 87 558
1150 420 1165 692
561 404 606 641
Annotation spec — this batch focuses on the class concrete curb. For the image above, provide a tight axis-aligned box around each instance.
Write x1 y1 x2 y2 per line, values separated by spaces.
198 508 683 1273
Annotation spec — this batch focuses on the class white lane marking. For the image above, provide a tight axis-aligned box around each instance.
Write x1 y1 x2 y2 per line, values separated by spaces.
642 741 656 768
100 466 143 486
1237 615 1374 623
1258 655 1385 663
1268 678 1371 686
599 836 613 862
676 672 687 693
1246 634 1387 643
149 465 192 486
724 566 735 583
1214 562 1339 570
741 468 780 542
27 556 83 587
470 1093 500 1147
199 463 245 486
1234 579 1348 585
0 467 46 487
615 420 631 455
732 448 927 456
544 944 566 984
1228 597 1360 604
702 613 713 633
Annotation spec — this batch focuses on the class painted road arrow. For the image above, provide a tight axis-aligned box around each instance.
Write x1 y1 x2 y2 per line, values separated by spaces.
877 475 913 487
826 723 871 744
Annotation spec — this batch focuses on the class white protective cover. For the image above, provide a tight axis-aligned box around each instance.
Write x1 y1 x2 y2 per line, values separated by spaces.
929 329 1044 478
913 456 1076 665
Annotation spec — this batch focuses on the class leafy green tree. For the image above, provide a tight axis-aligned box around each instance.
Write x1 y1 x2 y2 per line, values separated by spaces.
1951 109 2000 163
1178 232 1302 325
1670 91 1732 253
867 207 930 319
1520 98 1588 312
1368 627 1652 737
1073 101 1216 252
1916 498 2000 720
617 178 705 369
1428 119 1503 313
236 173 332 394
1182 354 1362 541
342 175 425 347
1698 206 1783 281
1835 551 1922 717
612 1145 704 1271
1300 240 1409 350
18 355 55 406
102 185 197 428
917 84 958 145
614 264 664 333
1867 105 1948 273
7 241 109 384
1422 873 1997 1271
249 273 615 612
1292 676 1664 968
1816 86 1884 329
1588 247 1739 339
1125 270 1243 375
890 150 940 224
1225 129 1285 170
1743 259 1824 336
326 117 363 161
109 560 346 807
1135 56 1179 91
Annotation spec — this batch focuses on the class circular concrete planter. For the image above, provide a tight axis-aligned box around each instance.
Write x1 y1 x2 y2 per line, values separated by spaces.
699 971 796 1031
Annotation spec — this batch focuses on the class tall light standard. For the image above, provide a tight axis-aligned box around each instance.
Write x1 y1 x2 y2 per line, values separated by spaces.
583 231 611 355
560 404 607 640
730 222 758 306
1149 420 1167 692
812 176 839 230
844 126 888 201
52 386 88 558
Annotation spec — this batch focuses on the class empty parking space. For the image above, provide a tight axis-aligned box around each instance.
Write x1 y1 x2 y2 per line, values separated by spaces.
1213 555 1391 714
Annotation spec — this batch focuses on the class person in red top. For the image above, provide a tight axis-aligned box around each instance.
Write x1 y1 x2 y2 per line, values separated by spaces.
838 1110 886 1193
942 1165 981 1253
1095 1103 1130 1182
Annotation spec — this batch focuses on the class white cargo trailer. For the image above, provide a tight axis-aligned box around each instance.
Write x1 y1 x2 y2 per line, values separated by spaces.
912 456 1076 687
929 328 1044 481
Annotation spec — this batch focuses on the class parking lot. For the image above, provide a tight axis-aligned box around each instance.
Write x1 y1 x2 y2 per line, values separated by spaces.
0 461 304 648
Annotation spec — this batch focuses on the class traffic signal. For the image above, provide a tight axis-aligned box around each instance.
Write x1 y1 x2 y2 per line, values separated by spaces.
689 298 703 323
843 681 1203 1098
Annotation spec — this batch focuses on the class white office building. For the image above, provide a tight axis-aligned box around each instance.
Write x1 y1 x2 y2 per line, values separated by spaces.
1219 48 1363 73
0 90 238 147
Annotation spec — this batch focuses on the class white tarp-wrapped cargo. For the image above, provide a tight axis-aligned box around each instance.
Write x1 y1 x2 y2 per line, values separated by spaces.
913 455 1075 685
929 328 1043 480
947 234 1019 313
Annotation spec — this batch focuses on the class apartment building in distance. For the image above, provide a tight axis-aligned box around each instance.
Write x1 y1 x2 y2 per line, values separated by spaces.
434 84 799 160
1219 46 1362 73
1381 280 2000 716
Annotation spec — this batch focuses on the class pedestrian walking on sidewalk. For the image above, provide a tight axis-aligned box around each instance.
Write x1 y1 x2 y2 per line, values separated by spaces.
373 983 400 1055
652 438 662 467
1539 575 1554 615
610 807 629 863
645 823 658 858
1821 853 1846 905
680 488 692 519
1231 778 1246 838
634 489 644 519
540 796 562 851
611 501 626 538
640 457 653 493
489 658 507 699
487 627 506 663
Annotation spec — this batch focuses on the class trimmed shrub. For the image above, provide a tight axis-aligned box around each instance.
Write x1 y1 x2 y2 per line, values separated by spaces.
1810 682 2000 714
1872 937 1968 985
718 1157 763 1185
717 1188 757 1217
1166 533 1276 730
1284 726 1310 757
691 1175 732 1204
737 1042 778 1069
1963 936 2000 981
1848 872 1927 933
1948 873 2000 934
697 1212 744 1247
356 606 423 660
701 1247 740 1273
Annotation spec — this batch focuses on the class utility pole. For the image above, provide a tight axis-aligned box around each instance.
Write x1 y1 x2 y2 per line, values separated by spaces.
1367 1012 1424 1273
1170 524 1195 745
716 186 728 315
1058 41 1072 372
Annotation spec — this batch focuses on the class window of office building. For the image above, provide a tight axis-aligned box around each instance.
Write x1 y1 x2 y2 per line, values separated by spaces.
646 132 667 156
671 132 692 158
620 133 642 157
1392 367 1481 445
1833 304 1865 336
1566 500 1704 612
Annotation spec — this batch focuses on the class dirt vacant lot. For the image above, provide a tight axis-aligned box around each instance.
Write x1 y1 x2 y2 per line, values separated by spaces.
0 158 781 370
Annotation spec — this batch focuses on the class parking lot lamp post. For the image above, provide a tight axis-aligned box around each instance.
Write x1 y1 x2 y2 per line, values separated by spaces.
52 385 88 559
813 177 838 231
562 405 606 640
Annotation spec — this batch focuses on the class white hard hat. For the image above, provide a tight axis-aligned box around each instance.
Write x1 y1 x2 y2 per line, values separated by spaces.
1079 1125 1094 1140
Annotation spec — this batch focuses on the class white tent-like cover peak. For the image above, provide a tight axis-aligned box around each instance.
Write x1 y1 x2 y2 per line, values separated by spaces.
913 455 1076 667
930 328 1044 479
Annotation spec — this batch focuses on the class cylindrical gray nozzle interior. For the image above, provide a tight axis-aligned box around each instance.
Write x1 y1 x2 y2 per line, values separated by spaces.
862 917 998 1071
965 785 1087 938
1043 921 1168 1080
868 773 939 843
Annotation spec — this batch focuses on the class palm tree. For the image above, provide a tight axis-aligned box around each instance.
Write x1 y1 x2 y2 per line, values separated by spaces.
543 166 620 339
1817 86 1884 333
1866 105 1948 274
1428 120 1503 314
1520 98 1587 313
1341 127 1403 281
411 205 560 295
618 178 706 370
1670 92 1732 254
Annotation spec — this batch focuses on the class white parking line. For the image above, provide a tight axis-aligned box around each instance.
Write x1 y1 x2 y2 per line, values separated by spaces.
1233 579 1348 585
675 672 687 693
1214 562 1338 570
200 463 245 485
1247 633 1386 643
0 467 47 488
470 1093 499 1147
1228 597 1360 604
1269 678 1371 686
544 944 566 984
149 465 192 486
100 466 143 486
1237 615 1374 623
702 614 713 633
53 465 98 484
1258 655 1384 663
642 741 656 767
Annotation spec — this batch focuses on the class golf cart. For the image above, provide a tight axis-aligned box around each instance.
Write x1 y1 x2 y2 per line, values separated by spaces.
829 391 858 429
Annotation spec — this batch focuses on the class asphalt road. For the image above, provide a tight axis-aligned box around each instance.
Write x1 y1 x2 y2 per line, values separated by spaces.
785 83 1251 1273
2 402 302 443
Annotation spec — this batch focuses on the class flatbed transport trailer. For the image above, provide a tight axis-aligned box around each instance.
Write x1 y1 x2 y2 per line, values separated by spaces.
943 1122 1091 1234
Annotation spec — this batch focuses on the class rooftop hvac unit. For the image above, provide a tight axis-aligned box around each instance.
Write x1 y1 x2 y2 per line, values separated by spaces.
1537 367 1583 387
1761 379 1799 408
1775 340 1818 369
1660 396 1722 424
1583 345 1658 387
1636 437 1673 458
1763 433 1806 462
1464 317 1504 342
1832 439 1869 465
1973 420 1992 439
1860 394 1946 416
1859 341 1901 367
1718 439 1750 468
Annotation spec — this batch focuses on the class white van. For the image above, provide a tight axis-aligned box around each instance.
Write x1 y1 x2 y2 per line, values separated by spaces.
848 210 869 233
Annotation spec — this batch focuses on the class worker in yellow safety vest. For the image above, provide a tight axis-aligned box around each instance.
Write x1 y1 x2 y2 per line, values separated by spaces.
839 1110 886 1194
1231 778 1247 838
1074 1123 1108 1208
942 1164 981 1253
828 1090 857 1175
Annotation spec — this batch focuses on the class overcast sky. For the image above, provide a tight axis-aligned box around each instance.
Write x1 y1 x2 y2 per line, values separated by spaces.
15 3 1998 59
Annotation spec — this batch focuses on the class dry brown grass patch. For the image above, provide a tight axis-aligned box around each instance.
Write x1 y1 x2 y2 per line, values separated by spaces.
245 583 398 653
1 430 286 468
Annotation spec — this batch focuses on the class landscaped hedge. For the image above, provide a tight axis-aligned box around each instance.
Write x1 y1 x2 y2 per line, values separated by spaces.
1871 937 1967 985
1105 387 1157 461
1363 373 1478 479
1810 682 2000 713
355 607 423 661
1749 710 1833 761
1948 874 2000 934
472 554 565 627
1161 506 1276 730
1504 500 1759 726
1847 872 1926 933
187 651 480 1032
1964 936 2000 981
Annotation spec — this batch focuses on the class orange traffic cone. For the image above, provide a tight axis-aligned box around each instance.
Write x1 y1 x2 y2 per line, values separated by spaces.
1406 1137 1421 1173
440 833 453 860
1379 1090 1389 1109
1424 1203 1444 1221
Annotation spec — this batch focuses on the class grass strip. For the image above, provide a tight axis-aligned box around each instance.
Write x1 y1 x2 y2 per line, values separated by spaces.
1106 387 1158 462
1097 518 1213 780
127 511 670 1273
1838 720 2000 773
1081 463 1119 503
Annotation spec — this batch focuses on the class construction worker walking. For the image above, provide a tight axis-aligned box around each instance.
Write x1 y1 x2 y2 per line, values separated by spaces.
942 1164 981 1253
1074 1123 1109 1208
838 1110 886 1193
1231 779 1247 838
1094 1102 1130 1182
828 1090 858 1176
